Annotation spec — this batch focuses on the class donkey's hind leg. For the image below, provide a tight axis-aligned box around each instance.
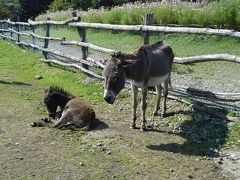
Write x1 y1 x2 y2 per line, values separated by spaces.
153 85 162 116
52 110 73 128
161 79 169 118
67 124 91 131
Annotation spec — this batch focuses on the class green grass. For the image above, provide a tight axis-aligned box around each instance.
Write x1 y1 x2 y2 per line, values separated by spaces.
35 26 240 57
1 40 240 179
37 0 240 30
0 40 103 104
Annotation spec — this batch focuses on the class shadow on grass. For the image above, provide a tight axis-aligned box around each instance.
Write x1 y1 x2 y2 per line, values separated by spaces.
0 80 32 86
146 100 229 157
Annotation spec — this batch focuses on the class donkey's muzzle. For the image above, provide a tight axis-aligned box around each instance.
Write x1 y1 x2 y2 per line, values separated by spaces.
104 90 115 104
104 96 114 104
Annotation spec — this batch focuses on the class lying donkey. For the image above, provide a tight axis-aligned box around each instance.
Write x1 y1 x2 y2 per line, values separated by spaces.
31 86 96 131
103 41 174 131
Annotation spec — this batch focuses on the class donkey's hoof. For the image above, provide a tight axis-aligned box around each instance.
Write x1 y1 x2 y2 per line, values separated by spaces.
160 114 165 119
130 124 136 129
140 125 146 132
30 122 37 127
41 117 50 123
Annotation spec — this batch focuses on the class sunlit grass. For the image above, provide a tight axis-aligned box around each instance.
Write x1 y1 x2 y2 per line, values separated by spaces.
36 0 240 30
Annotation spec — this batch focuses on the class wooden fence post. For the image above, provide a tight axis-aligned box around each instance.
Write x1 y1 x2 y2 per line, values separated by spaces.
16 17 20 42
71 10 89 70
43 17 51 59
30 17 36 45
32 25 36 44
16 24 20 42
5 22 9 35
9 22 13 40
0 21 2 35
142 12 154 45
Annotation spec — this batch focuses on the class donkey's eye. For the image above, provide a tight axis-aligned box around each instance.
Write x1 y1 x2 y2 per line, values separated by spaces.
113 76 118 81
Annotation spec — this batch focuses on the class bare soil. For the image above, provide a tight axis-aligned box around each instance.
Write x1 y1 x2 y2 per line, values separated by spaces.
0 82 237 180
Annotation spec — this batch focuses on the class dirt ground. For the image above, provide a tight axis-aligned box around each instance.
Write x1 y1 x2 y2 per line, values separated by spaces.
1 80 239 180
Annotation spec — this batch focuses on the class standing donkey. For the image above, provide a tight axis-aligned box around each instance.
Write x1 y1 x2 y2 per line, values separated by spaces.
103 41 174 131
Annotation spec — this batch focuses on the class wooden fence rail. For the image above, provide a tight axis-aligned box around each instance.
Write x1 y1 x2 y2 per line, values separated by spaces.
7 28 65 41
68 22 240 38
27 17 79 26
0 13 240 108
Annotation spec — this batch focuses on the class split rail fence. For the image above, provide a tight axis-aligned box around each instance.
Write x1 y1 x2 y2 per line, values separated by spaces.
0 12 240 115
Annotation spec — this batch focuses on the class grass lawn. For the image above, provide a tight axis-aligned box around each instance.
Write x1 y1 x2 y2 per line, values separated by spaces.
33 26 240 56
0 40 240 179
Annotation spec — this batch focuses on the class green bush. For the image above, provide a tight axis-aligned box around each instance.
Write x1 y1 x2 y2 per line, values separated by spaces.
177 5 196 25
120 8 145 25
48 0 71 11
152 5 178 25
0 6 10 19
82 11 105 23
237 11 240 27
102 9 123 24
49 0 141 11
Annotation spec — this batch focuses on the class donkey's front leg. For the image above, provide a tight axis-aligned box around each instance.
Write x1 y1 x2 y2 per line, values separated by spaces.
140 84 148 131
130 83 138 129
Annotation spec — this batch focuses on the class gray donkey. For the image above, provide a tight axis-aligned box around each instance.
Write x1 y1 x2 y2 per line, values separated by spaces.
103 41 174 131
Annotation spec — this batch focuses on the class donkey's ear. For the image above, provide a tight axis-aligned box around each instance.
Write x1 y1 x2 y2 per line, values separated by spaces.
101 58 108 65
44 87 53 94
111 51 122 57
49 87 54 94
44 88 49 94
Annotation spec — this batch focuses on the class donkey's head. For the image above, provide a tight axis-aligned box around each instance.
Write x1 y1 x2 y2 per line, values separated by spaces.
103 52 138 104
43 87 58 118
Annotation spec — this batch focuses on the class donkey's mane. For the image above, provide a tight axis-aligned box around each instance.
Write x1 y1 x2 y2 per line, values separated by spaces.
111 41 164 60
111 51 137 60
50 86 75 98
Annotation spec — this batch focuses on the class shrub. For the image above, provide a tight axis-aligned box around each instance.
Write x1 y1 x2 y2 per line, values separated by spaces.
177 5 197 25
121 8 145 25
43 0 240 30
0 6 10 19
48 0 71 11
82 10 105 23
152 5 178 25
19 0 53 21
102 9 123 24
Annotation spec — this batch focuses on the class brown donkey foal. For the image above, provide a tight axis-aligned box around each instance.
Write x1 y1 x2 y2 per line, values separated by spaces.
31 86 95 131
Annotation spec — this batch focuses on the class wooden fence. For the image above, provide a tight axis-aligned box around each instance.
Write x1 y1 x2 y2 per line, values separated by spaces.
0 12 240 113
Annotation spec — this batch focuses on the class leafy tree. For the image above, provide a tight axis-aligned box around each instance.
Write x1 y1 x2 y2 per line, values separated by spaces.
19 0 53 21
49 0 151 11
0 5 10 19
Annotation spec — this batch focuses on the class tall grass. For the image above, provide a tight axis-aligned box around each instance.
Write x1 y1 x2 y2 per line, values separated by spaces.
37 0 240 30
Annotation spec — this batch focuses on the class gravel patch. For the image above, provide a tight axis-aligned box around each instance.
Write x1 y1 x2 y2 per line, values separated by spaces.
214 151 240 179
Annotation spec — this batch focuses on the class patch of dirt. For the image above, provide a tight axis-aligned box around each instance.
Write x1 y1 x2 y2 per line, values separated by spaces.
0 82 238 179
214 151 240 179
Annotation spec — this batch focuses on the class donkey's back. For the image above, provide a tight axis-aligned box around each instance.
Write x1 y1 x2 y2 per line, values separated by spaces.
64 97 96 130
